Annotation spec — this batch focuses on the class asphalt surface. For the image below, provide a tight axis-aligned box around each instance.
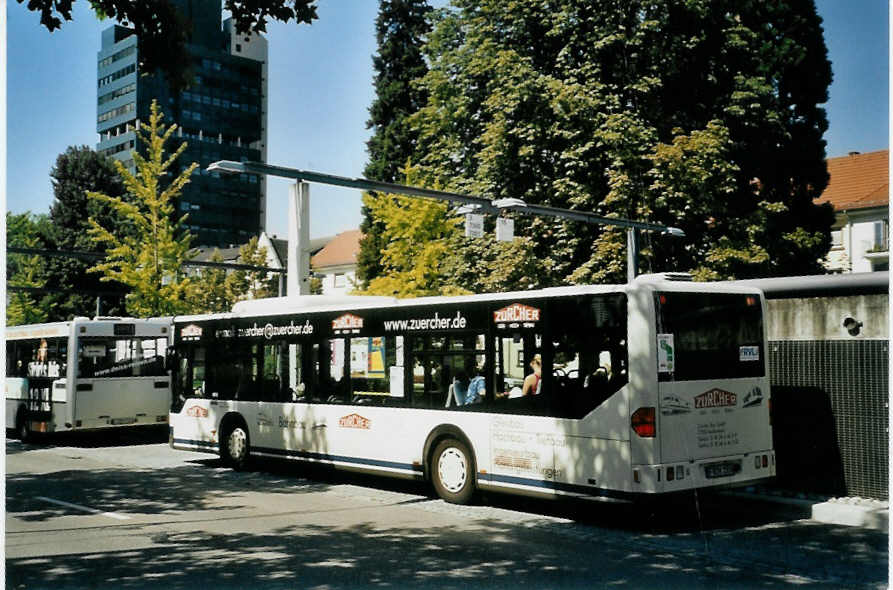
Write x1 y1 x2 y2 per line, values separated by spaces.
5 428 889 589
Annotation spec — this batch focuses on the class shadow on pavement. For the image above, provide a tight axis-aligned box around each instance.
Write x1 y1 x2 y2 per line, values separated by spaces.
6 450 887 589
6 425 169 450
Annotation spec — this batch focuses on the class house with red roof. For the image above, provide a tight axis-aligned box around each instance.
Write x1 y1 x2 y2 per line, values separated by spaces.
309 229 363 295
817 150 889 273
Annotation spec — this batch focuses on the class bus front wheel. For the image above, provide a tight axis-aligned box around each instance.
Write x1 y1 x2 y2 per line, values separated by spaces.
221 422 250 471
431 438 475 504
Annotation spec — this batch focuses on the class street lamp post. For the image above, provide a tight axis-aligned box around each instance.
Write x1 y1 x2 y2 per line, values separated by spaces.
207 160 685 285
288 182 311 296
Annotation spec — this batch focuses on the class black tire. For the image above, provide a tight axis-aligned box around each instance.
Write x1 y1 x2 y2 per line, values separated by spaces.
431 438 476 504
220 421 250 471
16 410 31 443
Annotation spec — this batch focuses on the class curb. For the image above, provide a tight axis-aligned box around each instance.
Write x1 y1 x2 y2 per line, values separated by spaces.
721 488 889 531
811 497 889 531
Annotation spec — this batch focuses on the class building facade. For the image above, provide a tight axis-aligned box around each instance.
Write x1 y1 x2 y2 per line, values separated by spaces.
309 230 363 295
819 150 889 273
96 0 268 248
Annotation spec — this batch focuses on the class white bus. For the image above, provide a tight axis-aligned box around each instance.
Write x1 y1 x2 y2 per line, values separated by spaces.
6 317 171 441
169 274 775 503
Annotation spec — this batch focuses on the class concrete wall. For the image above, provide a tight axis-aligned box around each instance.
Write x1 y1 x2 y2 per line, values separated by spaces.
767 294 888 341
766 292 889 500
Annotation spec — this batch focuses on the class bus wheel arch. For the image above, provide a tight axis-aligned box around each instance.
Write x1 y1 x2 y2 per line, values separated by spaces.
424 425 477 504
219 412 251 471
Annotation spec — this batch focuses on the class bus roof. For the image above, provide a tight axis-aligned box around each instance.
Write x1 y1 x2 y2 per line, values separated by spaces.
5 317 171 340
173 274 764 324
5 322 73 340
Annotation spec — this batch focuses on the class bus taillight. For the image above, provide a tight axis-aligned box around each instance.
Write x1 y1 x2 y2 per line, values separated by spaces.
631 407 656 438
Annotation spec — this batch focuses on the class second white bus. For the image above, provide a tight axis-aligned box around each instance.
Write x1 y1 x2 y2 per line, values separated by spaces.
169 274 775 503
6 317 172 441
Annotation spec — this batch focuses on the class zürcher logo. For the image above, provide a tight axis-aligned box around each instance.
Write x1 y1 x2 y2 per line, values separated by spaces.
694 388 737 409
339 413 371 429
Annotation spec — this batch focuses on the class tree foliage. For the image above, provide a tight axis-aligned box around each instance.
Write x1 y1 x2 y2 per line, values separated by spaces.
87 100 198 317
407 0 834 284
191 250 233 313
18 0 318 90
6 212 52 326
360 166 467 298
358 0 434 287
42 146 129 320
190 238 276 313
224 236 277 301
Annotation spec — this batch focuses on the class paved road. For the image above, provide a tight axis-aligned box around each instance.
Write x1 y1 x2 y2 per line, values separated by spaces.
5 430 888 589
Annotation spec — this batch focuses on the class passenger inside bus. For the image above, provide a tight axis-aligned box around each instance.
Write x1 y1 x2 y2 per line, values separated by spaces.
521 354 542 396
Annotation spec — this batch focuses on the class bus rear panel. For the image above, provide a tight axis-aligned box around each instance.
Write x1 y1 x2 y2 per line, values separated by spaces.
631 289 775 493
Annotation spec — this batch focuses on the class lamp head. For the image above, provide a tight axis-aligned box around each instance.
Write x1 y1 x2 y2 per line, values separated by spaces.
206 160 246 174
492 198 527 209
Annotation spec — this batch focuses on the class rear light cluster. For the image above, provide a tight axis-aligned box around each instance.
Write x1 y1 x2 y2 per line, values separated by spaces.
631 407 656 438
754 454 773 469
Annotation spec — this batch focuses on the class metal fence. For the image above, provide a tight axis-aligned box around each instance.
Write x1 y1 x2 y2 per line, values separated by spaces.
769 337 888 500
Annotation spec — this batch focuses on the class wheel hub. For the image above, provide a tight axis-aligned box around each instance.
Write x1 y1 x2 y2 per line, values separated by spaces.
438 447 467 493
229 429 247 460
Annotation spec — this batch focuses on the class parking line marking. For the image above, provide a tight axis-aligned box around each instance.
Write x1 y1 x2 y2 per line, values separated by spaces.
36 496 131 520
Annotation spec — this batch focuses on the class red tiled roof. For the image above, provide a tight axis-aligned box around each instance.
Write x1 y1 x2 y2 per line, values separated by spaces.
310 229 363 269
816 149 889 211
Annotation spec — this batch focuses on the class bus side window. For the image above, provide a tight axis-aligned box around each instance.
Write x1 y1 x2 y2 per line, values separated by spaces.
348 336 402 407
262 343 290 402
321 338 348 404
490 332 544 415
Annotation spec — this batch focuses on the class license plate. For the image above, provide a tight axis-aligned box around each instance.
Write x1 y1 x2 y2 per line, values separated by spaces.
110 417 137 425
704 462 740 479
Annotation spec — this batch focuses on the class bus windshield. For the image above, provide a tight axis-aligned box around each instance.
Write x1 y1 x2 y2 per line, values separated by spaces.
78 337 168 378
656 292 764 381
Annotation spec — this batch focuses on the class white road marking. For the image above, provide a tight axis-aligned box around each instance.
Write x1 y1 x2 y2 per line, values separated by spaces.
36 496 131 520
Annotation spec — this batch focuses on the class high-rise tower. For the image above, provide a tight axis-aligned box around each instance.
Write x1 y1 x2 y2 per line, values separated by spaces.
96 0 268 248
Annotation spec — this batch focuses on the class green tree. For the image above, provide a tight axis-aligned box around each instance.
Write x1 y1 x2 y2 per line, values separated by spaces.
361 167 466 298
87 100 198 317
19 0 318 91
442 231 543 293
410 0 834 284
223 236 275 302
6 212 52 325
192 249 233 313
358 0 433 287
42 146 129 320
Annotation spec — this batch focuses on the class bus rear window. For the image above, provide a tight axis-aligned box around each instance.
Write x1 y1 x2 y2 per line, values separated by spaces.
656 292 764 381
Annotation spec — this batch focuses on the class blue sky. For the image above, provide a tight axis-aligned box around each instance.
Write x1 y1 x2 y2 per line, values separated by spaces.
6 1 889 240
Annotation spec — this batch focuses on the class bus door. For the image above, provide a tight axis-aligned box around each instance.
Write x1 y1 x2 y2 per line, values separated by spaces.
487 327 557 491
255 341 299 451
20 338 66 432
289 337 347 459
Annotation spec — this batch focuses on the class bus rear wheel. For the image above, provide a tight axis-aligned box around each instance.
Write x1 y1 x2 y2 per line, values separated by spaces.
16 411 31 443
221 423 250 471
431 438 475 505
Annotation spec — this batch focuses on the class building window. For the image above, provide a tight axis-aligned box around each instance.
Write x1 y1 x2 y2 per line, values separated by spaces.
872 220 889 252
98 83 136 106
98 45 136 69
334 273 347 288
830 230 843 249
98 63 136 87
236 43 242 53
97 102 135 124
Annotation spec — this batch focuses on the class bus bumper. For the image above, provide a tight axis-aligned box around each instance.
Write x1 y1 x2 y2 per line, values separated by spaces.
633 451 776 493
